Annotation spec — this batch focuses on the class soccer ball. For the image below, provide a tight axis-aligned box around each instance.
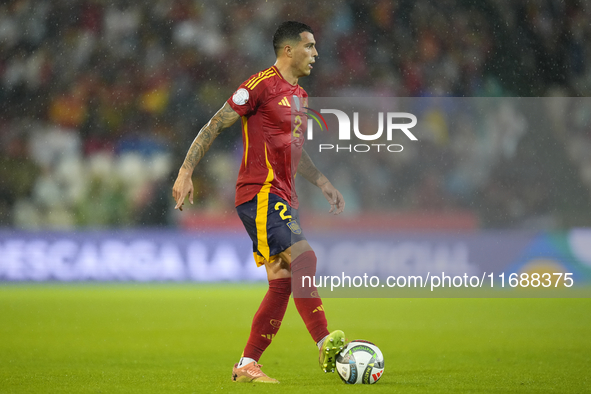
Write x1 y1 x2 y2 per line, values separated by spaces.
335 340 384 384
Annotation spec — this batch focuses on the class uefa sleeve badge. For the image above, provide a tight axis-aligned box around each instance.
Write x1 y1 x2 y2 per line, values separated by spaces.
232 88 249 105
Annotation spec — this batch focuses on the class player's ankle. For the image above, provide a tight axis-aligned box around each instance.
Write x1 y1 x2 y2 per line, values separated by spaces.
316 335 328 350
238 357 257 367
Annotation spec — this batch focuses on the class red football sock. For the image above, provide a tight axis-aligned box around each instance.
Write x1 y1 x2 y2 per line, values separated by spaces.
242 278 291 361
291 251 330 343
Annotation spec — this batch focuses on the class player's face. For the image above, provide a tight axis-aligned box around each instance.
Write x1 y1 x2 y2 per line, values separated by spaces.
292 32 318 77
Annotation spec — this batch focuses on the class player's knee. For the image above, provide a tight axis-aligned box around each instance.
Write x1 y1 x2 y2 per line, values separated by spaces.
265 257 292 280
266 269 291 281
290 240 313 261
291 250 317 277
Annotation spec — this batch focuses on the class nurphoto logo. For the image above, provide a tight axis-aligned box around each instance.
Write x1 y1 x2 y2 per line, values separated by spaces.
301 106 419 153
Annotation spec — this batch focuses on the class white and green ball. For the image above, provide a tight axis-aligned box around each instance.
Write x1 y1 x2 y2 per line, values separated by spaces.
335 340 384 384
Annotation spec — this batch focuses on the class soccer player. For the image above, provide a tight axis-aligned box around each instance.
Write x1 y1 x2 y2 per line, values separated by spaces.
172 21 346 384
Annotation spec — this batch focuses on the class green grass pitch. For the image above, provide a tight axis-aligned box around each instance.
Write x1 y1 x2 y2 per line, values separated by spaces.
1 284 589 393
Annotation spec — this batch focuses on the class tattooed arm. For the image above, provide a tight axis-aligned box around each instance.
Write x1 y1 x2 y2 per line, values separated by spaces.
172 103 240 210
298 149 345 214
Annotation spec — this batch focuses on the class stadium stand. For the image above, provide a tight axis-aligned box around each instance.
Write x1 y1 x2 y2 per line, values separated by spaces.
0 0 590 229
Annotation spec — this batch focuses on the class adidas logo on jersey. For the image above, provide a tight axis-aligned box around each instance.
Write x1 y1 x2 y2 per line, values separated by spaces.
278 97 291 107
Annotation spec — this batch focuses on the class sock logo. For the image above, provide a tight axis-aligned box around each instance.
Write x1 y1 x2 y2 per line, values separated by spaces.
311 290 319 298
261 334 276 340
312 305 324 313
270 319 282 328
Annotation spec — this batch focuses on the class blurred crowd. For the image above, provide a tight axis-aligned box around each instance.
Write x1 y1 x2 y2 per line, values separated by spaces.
0 0 590 229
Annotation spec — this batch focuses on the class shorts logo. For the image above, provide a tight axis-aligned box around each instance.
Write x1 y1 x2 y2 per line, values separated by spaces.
270 319 282 328
232 88 249 105
287 220 302 235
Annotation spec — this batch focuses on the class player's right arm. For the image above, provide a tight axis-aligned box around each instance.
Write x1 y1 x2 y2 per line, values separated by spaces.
172 102 240 210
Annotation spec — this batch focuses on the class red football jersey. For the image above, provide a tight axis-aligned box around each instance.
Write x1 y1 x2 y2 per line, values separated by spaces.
227 65 307 208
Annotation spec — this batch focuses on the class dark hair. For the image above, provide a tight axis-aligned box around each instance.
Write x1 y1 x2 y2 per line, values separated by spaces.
272 21 314 56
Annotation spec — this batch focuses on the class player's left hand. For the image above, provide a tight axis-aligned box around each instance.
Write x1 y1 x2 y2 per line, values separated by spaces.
320 182 345 215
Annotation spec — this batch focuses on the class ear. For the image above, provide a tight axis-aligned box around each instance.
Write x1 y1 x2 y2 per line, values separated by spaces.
283 44 293 58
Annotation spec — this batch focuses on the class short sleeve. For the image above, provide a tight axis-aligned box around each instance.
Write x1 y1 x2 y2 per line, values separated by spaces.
227 71 271 117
